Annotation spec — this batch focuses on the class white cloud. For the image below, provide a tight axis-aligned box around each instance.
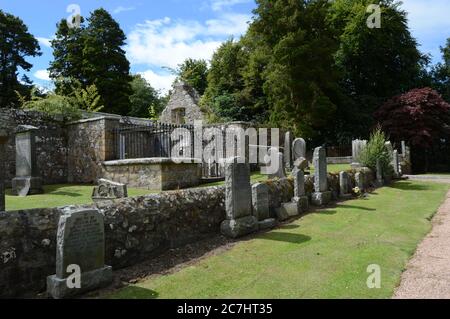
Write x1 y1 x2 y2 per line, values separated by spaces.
113 6 136 14
210 0 251 11
139 70 176 95
126 14 250 69
37 37 52 48
34 70 51 81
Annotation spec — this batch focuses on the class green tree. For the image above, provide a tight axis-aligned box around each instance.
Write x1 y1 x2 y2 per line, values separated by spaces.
49 8 132 115
177 58 208 95
431 38 450 102
0 10 41 108
129 74 163 118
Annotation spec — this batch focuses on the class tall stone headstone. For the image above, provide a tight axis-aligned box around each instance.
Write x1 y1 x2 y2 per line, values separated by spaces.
221 159 258 238
311 147 331 206
376 159 384 187
252 183 277 230
284 132 293 170
262 148 286 179
292 138 306 162
392 150 400 178
339 171 352 199
47 208 113 299
11 125 43 196
351 139 367 169
276 169 308 221
355 172 365 191
0 130 8 212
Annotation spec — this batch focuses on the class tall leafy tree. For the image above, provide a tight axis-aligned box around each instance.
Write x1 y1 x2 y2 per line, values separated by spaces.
177 58 208 95
129 74 163 118
431 38 450 102
0 10 41 108
49 8 132 115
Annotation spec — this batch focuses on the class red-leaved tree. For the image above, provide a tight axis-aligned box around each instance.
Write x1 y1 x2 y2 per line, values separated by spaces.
375 87 450 148
375 88 450 172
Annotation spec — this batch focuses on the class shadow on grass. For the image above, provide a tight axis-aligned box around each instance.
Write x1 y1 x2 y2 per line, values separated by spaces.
49 191 84 197
337 204 376 211
109 286 159 299
259 232 311 244
278 224 300 230
390 181 431 191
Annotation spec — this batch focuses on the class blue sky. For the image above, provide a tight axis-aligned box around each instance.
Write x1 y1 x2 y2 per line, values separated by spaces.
0 0 449 94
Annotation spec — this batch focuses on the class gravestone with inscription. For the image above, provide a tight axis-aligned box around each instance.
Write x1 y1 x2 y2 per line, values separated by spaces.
11 125 43 196
292 138 306 162
0 130 8 211
311 147 331 206
47 208 112 299
284 132 293 170
375 159 384 187
351 139 367 169
339 171 352 199
92 179 128 203
252 183 277 230
355 172 365 192
221 158 258 238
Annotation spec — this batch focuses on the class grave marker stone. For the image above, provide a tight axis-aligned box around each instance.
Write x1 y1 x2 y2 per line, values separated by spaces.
92 179 128 203
0 130 8 211
311 147 331 206
292 138 306 162
252 183 277 230
284 132 293 170
339 171 352 199
276 167 309 221
11 125 43 196
47 208 112 299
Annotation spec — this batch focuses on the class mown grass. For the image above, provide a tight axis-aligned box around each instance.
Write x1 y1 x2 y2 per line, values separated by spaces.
107 180 449 299
5 185 155 211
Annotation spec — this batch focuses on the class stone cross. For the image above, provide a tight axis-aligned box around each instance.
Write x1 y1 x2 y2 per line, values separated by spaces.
339 171 352 199
0 130 8 212
284 132 293 170
12 125 43 196
292 138 306 162
252 183 277 230
311 147 331 205
221 159 258 238
47 208 113 299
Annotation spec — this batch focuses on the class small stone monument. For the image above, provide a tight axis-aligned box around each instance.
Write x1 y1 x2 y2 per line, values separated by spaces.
92 179 128 203
0 130 8 212
355 172 365 192
339 171 352 199
47 208 113 299
292 138 306 162
252 183 277 230
276 169 309 221
311 147 331 206
221 159 258 238
261 148 286 179
284 132 293 170
11 125 43 196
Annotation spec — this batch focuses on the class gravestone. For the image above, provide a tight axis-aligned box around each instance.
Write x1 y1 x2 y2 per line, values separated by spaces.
92 179 128 203
261 148 286 179
221 159 258 238
0 130 8 211
277 168 309 221
284 132 293 170
47 208 113 299
392 150 400 178
339 171 352 199
355 172 365 191
375 160 383 187
11 125 43 196
311 147 331 206
252 183 277 230
292 138 306 162
351 139 367 169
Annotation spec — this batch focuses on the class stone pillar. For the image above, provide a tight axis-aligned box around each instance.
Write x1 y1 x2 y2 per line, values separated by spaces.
284 132 293 170
47 208 113 299
0 130 8 211
292 138 306 163
252 183 277 230
312 147 331 206
339 171 352 199
376 159 384 187
221 159 258 238
12 125 43 196
392 150 400 178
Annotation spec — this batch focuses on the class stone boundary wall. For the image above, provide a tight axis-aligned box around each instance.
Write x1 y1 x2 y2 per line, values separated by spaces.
0 109 68 186
0 179 294 298
327 156 353 164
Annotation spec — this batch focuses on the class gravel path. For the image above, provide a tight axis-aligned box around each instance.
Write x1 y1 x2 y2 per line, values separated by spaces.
393 189 450 299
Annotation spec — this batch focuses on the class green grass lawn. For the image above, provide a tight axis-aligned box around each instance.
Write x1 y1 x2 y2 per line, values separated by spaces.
309 163 351 174
107 180 449 299
5 185 155 211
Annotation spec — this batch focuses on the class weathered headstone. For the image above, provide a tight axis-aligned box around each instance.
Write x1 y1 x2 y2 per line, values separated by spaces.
392 150 400 178
351 139 367 169
277 169 309 220
262 148 286 179
221 159 258 238
293 157 308 172
252 183 277 230
339 171 352 199
311 147 331 206
47 208 113 299
284 132 293 170
292 138 306 162
355 172 365 191
92 179 128 203
375 159 384 187
0 130 8 212
11 125 43 196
